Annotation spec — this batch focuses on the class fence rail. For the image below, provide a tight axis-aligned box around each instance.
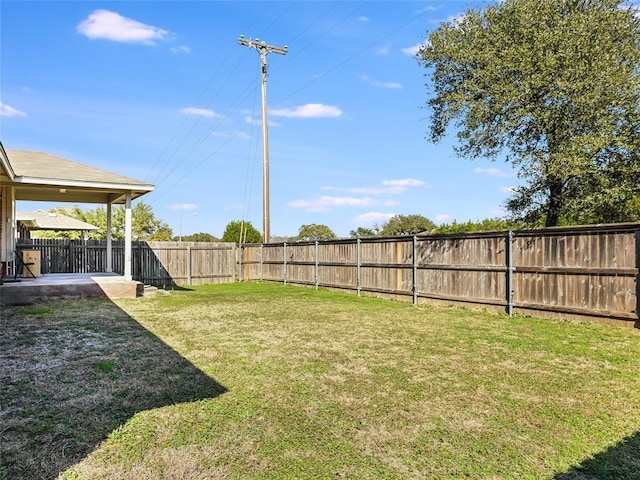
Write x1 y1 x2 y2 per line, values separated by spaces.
16 223 640 327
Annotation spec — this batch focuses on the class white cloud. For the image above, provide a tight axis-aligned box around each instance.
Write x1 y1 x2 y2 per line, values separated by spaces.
360 74 402 89
0 103 27 117
169 203 198 211
77 9 171 45
373 80 402 89
382 178 426 187
354 212 396 225
271 103 342 118
288 196 377 212
474 167 511 177
324 186 394 195
401 42 425 56
357 16 369 22
181 107 218 117
323 178 426 195
447 13 467 25
171 45 191 54
434 214 453 224
417 6 438 13
501 186 516 194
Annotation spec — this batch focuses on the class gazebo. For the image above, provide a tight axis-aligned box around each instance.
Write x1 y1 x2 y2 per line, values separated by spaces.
0 142 154 281
17 210 99 240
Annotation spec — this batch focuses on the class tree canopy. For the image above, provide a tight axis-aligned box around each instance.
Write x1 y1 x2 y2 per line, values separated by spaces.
379 214 436 236
433 218 519 234
349 226 379 238
297 224 337 241
221 220 263 243
176 232 219 242
418 0 640 226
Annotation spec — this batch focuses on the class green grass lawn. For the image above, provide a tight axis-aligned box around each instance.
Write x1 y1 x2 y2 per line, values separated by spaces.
2 282 640 479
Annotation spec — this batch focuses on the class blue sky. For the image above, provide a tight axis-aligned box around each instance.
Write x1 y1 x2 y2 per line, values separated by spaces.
1 0 521 238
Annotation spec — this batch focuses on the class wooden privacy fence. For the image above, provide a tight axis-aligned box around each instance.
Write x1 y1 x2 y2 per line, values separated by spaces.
16 224 640 327
15 240 237 287
239 224 640 328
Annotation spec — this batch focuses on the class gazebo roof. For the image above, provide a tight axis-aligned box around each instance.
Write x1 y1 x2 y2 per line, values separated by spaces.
17 210 99 231
0 143 154 204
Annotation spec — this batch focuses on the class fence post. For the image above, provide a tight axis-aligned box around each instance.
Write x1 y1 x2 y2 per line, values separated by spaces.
83 237 88 273
187 245 192 285
506 230 515 316
413 236 418 305
68 240 73 273
260 244 264 281
283 242 287 285
238 244 243 283
356 238 361 297
315 241 319 290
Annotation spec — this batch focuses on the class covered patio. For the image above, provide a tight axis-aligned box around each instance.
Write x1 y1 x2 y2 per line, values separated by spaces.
0 142 154 301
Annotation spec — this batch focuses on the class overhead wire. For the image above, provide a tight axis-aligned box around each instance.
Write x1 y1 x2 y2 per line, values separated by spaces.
146 1 338 204
147 1 431 221
274 5 433 106
144 2 273 189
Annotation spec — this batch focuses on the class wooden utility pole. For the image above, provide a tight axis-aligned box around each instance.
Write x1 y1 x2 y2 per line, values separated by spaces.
238 35 288 244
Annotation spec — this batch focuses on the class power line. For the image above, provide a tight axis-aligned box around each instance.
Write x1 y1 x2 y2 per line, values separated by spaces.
144 3 274 185
147 2 431 217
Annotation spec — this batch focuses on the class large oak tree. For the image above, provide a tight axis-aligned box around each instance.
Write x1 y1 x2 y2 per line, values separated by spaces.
418 0 640 226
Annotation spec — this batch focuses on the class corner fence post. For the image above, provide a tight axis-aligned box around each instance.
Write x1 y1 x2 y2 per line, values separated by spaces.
283 242 287 285
356 238 361 297
413 236 418 305
315 241 319 290
506 230 515 316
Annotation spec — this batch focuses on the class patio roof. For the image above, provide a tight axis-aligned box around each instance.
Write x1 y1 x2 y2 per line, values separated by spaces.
0 143 154 204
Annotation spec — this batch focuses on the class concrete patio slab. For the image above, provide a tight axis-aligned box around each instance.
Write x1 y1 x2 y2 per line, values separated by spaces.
0 273 143 305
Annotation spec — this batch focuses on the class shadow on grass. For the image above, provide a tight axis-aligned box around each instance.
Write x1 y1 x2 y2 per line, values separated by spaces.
555 431 640 480
0 298 227 480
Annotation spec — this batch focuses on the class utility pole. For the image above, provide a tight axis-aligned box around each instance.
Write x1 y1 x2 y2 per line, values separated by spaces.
238 35 287 244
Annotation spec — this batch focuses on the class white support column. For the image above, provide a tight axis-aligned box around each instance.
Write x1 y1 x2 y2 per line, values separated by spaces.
1 187 16 264
106 202 113 273
124 192 132 281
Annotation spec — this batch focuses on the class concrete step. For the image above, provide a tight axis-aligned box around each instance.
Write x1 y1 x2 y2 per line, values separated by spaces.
142 285 158 296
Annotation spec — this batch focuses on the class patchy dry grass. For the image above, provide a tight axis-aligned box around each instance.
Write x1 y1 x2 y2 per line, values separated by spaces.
2 282 640 479
0 297 225 480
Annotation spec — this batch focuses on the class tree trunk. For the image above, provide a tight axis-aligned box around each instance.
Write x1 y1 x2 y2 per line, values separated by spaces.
545 181 564 227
